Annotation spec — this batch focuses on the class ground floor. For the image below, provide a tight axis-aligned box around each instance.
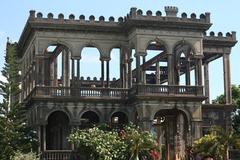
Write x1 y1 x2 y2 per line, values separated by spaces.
27 100 232 160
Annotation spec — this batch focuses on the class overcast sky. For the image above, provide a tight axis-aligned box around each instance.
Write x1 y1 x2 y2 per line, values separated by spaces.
0 0 239 101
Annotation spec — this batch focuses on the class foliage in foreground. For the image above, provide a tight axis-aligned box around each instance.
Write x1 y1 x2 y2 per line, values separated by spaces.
213 84 240 133
11 151 39 160
193 127 240 160
68 124 159 160
0 42 38 160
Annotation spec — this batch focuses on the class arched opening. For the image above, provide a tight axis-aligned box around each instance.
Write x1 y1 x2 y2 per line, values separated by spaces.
174 42 196 86
145 40 167 84
153 109 189 160
46 111 70 150
111 111 128 128
80 46 101 87
80 111 100 128
44 44 71 88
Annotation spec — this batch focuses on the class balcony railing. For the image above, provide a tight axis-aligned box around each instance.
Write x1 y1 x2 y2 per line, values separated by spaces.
23 85 204 102
131 84 203 96
25 86 129 100
40 150 72 160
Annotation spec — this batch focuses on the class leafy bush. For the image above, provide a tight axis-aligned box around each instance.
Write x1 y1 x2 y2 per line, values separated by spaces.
68 124 159 160
11 151 39 160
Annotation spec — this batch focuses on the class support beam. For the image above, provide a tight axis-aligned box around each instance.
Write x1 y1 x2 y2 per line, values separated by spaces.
167 54 174 85
136 55 141 84
156 62 160 84
106 60 110 88
204 62 210 103
142 55 146 84
223 54 232 104
186 60 191 85
128 58 133 88
101 60 105 87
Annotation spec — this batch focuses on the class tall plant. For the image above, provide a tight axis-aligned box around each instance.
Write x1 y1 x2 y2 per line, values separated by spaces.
0 42 37 160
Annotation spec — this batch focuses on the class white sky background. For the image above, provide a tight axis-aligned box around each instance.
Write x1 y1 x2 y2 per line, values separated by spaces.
0 0 239 102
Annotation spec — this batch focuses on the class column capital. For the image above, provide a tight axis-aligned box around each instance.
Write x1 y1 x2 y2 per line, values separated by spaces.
100 57 111 61
71 56 81 60
134 52 147 57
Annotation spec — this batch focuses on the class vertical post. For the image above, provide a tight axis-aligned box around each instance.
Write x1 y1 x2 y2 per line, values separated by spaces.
204 62 210 103
43 125 46 151
167 53 174 85
106 60 110 88
156 62 161 84
128 58 133 88
71 58 75 80
136 54 141 84
38 126 41 153
77 59 80 79
198 59 203 85
186 60 191 85
62 50 66 86
142 55 146 84
41 58 45 85
53 58 58 86
223 53 232 104
194 59 199 86
101 60 105 87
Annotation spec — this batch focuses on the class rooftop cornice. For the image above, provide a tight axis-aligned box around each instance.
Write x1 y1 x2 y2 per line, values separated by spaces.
203 31 237 47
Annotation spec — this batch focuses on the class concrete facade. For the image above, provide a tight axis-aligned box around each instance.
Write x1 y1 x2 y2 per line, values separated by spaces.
17 6 237 160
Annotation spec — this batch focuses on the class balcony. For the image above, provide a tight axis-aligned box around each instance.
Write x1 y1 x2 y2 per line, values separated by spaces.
23 85 204 102
130 84 204 99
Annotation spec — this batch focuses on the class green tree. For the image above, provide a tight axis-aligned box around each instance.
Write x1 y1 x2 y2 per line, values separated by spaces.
212 84 240 133
193 126 240 160
0 42 37 160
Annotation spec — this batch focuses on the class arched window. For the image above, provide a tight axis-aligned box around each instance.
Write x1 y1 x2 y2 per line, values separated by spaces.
46 111 70 150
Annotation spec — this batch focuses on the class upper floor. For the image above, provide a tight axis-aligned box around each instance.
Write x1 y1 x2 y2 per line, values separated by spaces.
17 6 237 104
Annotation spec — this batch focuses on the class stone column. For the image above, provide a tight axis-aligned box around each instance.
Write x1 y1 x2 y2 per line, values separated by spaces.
101 60 105 87
128 58 133 88
167 48 175 85
186 60 191 85
198 59 203 85
106 60 110 88
40 57 45 85
38 126 41 153
77 58 80 86
156 62 161 84
195 59 203 86
167 53 174 85
53 58 58 86
223 53 232 104
135 54 141 84
142 55 146 84
71 58 75 80
195 59 199 86
62 50 69 87
204 62 210 103
43 125 46 151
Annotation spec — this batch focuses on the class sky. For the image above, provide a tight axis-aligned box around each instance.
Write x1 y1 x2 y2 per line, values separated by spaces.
0 0 239 101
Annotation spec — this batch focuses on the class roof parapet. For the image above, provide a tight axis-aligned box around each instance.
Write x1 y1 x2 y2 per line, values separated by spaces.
204 31 237 41
29 6 211 25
